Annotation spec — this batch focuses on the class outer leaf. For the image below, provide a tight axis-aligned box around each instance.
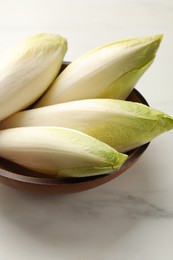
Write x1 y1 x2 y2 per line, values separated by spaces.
0 33 67 120
2 99 173 152
35 35 162 107
0 126 128 177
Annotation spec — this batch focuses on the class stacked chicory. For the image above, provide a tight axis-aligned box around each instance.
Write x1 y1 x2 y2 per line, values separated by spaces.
0 33 172 178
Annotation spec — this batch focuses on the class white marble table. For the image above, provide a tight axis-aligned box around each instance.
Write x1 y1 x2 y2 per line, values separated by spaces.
0 0 173 259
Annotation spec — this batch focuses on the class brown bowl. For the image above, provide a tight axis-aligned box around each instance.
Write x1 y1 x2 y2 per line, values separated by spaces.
0 62 150 194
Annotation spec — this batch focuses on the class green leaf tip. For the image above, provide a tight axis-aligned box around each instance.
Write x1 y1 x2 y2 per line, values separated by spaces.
28 33 67 48
114 34 163 47
19 33 68 58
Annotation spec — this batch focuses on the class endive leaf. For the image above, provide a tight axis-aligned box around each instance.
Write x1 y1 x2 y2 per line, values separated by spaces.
35 35 162 107
0 33 67 121
2 99 173 152
0 127 128 177
97 60 153 99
